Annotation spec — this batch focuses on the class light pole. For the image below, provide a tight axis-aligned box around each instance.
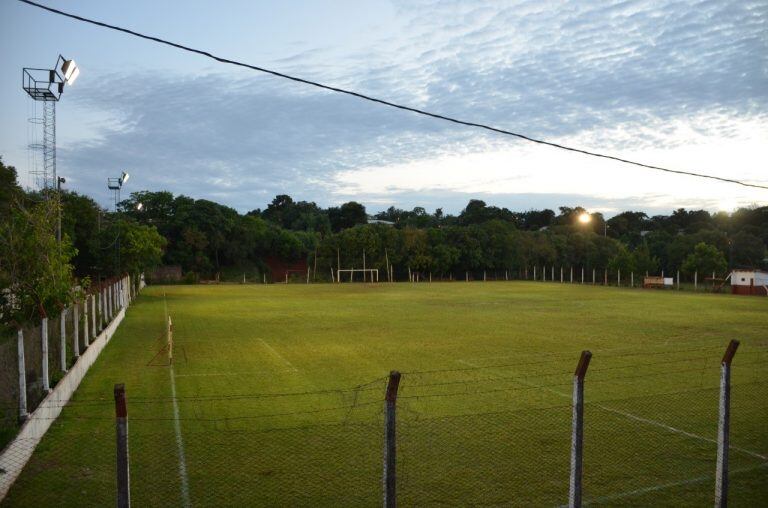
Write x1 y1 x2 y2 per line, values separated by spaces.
57 176 66 253
107 171 131 273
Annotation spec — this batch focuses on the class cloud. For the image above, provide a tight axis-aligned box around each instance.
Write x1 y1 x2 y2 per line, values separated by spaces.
56 0 767 213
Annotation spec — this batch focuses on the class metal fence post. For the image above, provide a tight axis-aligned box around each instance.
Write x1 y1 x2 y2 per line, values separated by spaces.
384 370 401 508
18 329 28 422
115 383 131 508
569 351 592 508
715 340 739 507
60 310 67 372
41 317 50 392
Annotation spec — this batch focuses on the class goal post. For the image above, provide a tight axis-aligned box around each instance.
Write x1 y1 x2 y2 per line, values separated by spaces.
336 268 379 283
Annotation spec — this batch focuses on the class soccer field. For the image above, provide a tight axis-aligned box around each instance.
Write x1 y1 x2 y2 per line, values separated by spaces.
3 282 767 506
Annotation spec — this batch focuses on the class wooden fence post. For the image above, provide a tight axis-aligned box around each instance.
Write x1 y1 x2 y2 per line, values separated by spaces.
384 371 401 508
114 384 131 508
569 351 592 508
18 330 27 422
715 340 739 507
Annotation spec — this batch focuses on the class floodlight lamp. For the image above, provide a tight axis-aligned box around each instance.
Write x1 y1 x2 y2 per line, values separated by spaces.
61 59 80 85
136 202 144 211
120 172 130 185
578 212 592 224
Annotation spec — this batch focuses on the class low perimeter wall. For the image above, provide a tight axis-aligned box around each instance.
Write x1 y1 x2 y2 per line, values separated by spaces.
0 306 127 500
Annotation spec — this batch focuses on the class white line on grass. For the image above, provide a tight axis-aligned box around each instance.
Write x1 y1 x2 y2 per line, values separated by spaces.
454 360 767 461
259 338 298 372
170 365 191 507
579 462 768 506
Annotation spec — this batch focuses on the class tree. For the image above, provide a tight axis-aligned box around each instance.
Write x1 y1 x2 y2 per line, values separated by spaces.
681 242 727 276
0 198 76 328
328 201 367 232
730 232 766 268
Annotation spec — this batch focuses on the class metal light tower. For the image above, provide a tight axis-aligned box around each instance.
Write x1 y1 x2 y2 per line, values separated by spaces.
107 171 130 273
22 55 79 191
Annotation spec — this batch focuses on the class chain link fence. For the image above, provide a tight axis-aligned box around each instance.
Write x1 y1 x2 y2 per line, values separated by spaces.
2 340 766 506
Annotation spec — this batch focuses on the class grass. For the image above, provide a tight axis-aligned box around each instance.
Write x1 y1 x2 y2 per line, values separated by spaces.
2 281 766 506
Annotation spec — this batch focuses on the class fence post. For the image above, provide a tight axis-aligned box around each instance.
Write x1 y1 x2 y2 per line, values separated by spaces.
91 293 96 338
383 370 401 508
18 329 28 422
569 350 592 508
83 297 90 347
715 340 739 507
41 316 50 392
694 271 698 291
114 383 131 508
73 302 80 358
60 310 67 372
676 270 680 290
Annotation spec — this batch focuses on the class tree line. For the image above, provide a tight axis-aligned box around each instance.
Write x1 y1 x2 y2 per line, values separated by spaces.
2 152 766 325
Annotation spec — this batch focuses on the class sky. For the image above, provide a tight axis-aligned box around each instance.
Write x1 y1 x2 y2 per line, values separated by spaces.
1 0 766 217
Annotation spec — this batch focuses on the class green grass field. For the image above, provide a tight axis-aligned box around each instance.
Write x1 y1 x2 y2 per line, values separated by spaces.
3 282 767 506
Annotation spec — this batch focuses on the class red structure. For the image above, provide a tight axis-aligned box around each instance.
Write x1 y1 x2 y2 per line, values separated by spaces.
264 257 308 283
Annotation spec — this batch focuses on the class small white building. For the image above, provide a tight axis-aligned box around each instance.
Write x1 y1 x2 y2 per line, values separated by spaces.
730 269 768 296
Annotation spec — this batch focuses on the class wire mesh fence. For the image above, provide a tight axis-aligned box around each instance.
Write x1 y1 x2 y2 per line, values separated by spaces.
1 340 766 506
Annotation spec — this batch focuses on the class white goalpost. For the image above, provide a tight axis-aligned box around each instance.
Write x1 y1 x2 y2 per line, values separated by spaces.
336 268 380 283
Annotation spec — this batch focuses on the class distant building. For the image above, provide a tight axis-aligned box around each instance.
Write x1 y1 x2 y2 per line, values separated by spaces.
367 217 395 226
730 269 768 296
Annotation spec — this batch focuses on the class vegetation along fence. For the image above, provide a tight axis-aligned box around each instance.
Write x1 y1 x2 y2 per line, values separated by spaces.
2 333 765 506
0 274 140 451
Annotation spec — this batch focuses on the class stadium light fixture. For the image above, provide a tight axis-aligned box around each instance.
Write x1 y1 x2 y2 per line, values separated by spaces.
61 58 80 85
136 202 144 211
578 212 592 224
120 171 130 185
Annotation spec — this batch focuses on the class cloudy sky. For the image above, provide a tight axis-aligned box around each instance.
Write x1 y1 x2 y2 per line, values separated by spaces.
1 0 766 216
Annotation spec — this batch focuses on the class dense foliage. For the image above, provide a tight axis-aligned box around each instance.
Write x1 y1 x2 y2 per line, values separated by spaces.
2 155 766 288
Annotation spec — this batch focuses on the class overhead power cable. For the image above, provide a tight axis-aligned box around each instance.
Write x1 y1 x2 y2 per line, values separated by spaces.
18 0 768 191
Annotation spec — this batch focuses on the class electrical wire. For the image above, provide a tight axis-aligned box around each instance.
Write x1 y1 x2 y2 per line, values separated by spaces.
17 0 768 191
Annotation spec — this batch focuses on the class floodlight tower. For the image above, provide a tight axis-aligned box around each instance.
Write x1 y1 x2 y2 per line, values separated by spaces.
22 55 79 190
107 171 130 211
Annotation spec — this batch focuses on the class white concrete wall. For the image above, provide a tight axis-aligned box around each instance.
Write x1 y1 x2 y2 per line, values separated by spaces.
0 306 127 501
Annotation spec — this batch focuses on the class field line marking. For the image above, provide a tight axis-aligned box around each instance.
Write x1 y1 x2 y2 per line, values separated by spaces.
170 365 191 507
259 338 298 372
596 405 767 461
458 360 767 461
578 462 768 506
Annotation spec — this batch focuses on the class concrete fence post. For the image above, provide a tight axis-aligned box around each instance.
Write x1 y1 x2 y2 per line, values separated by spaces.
604 268 608 286
83 297 90 348
534 266 537 280
41 317 50 392
17 329 28 422
676 270 680 290
694 271 698 291
60 310 67 372
114 383 131 508
592 268 595 285
569 350 592 508
631 272 634 288
383 370 401 508
715 340 739 507
91 293 96 339
618 269 621 287
73 302 80 358
561 267 564 283
581 267 584 284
